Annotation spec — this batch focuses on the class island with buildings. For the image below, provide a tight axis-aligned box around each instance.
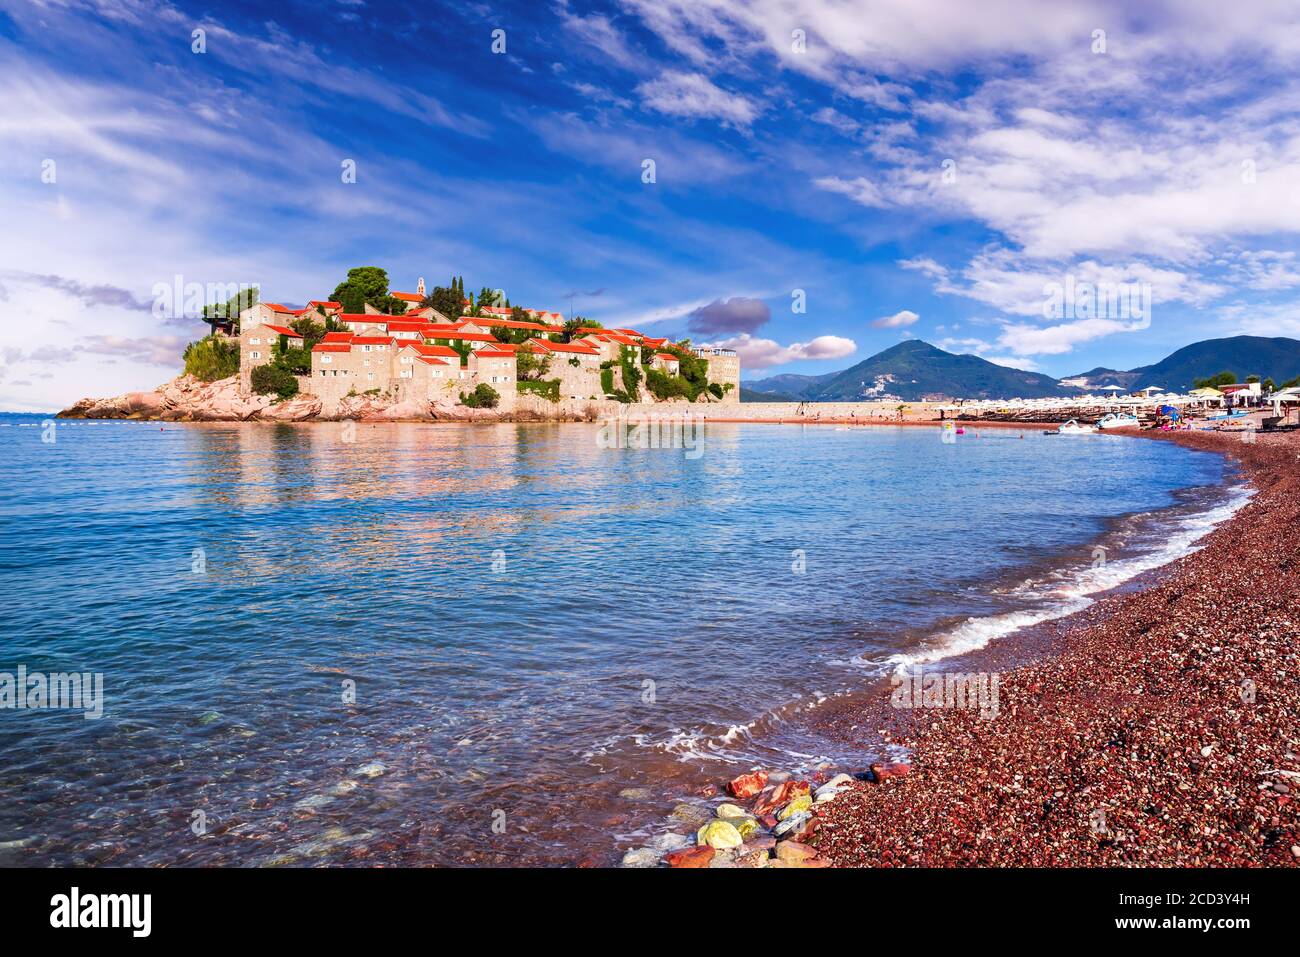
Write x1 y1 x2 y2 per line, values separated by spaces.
58 272 741 422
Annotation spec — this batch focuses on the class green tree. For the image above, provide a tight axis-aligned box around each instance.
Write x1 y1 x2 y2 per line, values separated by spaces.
560 316 597 343
332 266 400 314
516 348 552 381
422 285 463 319
460 383 500 409
182 336 240 382
1263 378 1277 393
250 363 299 399
202 287 259 335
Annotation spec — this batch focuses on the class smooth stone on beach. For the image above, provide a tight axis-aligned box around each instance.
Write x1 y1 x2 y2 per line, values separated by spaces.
774 840 818 864
816 773 854 795
620 847 660 868
766 771 792 784
664 845 714 868
669 803 713 829
777 795 812 820
726 770 768 799
648 832 692 853
697 819 744 849
721 815 760 839
869 761 911 782
714 802 746 818
815 788 841 803
619 787 653 800
773 811 810 837
353 762 386 779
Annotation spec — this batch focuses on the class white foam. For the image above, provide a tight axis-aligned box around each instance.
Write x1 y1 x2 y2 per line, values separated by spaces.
884 484 1252 670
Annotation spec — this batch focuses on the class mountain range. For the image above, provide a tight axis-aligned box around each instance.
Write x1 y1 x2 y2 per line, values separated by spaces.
743 335 1300 402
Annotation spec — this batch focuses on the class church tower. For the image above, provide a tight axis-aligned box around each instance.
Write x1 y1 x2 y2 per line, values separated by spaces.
417 276 425 296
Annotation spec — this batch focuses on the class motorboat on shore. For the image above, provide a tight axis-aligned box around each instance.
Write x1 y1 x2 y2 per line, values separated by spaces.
1045 419 1098 435
1097 412 1140 429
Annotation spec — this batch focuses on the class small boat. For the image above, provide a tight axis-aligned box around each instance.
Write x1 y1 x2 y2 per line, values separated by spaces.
1205 410 1250 421
1097 412 1139 429
1053 419 1097 435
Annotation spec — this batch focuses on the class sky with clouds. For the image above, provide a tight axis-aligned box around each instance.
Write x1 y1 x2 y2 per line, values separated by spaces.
3 0 1300 410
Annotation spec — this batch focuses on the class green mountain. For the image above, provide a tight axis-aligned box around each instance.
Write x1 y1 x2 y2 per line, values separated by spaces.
794 340 1076 401
740 371 836 399
739 386 796 402
1065 336 1300 392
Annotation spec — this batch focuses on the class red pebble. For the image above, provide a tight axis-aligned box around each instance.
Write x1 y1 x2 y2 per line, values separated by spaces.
726 770 769 799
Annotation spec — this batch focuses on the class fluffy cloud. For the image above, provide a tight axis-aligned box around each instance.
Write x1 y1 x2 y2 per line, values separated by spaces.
688 296 771 335
702 333 856 368
872 309 918 328
637 72 760 126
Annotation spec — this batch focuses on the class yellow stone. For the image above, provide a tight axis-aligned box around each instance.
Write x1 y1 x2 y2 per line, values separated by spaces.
777 795 813 821
696 819 744 849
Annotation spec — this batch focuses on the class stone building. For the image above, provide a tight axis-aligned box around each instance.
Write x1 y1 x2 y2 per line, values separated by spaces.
239 321 303 392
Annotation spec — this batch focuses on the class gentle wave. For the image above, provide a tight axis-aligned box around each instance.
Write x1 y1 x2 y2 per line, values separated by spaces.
882 483 1253 670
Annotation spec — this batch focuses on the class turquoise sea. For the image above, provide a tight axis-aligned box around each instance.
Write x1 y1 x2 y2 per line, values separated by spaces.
0 415 1243 865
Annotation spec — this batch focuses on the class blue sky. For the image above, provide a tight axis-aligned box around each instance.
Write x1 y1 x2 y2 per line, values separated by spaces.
3 0 1300 409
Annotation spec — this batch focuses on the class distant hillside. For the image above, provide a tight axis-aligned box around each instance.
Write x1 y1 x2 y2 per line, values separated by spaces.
741 334 1300 403
741 370 836 400
1066 336 1300 392
792 340 1077 401
739 386 795 402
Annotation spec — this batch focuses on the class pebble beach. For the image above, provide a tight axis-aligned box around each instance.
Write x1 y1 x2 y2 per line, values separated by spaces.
805 428 1300 867
650 427 1298 869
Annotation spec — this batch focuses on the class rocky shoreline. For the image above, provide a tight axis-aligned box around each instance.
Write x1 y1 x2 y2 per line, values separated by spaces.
629 429 1298 868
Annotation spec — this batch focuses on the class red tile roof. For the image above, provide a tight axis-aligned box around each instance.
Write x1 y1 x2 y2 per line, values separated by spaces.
263 324 303 338
424 330 499 343
263 302 293 313
654 352 679 361
475 348 516 358
417 356 449 366
399 342 459 357
479 318 554 331
309 300 342 309
527 338 598 355
321 331 355 343
351 336 396 346
392 291 424 302
312 343 350 353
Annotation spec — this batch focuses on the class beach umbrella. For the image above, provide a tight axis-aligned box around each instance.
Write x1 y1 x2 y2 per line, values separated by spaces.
1190 387 1224 397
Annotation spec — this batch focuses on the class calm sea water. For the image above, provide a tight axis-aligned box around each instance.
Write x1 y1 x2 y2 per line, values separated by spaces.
0 415 1238 866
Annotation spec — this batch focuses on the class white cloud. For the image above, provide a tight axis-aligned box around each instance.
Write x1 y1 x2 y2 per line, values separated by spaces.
872 309 918 328
637 72 760 126
702 332 856 368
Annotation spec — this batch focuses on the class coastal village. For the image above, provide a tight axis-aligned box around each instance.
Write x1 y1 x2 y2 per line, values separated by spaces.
231 276 740 416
